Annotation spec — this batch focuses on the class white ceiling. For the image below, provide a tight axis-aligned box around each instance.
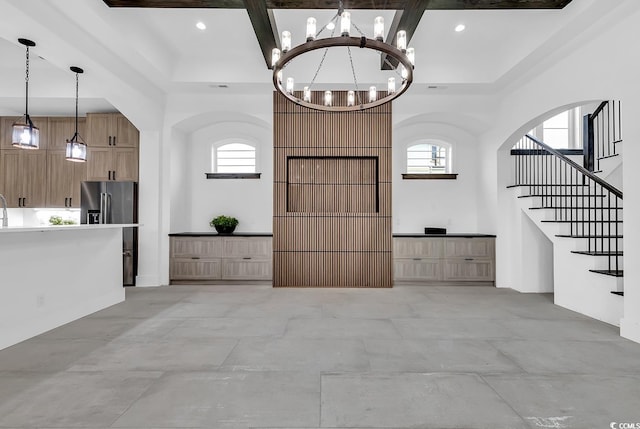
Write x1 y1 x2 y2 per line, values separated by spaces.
0 0 601 116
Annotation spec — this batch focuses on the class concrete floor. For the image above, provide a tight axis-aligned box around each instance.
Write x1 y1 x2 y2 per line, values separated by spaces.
1 285 639 429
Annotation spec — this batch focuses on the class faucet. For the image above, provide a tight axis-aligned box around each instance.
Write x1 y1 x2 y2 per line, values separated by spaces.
0 194 7 227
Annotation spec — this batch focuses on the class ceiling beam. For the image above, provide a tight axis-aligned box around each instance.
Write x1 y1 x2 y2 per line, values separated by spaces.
103 0 571 8
426 0 572 9
381 0 428 70
243 0 280 69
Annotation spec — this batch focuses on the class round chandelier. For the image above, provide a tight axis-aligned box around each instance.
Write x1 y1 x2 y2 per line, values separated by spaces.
272 6 415 112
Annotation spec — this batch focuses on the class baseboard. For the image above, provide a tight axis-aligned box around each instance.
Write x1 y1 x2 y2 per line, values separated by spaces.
620 318 640 344
135 275 162 287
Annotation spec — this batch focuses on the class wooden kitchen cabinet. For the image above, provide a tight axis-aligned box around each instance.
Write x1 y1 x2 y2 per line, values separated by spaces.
0 149 47 207
393 235 495 285
86 147 138 181
169 235 273 284
46 151 86 208
86 113 139 148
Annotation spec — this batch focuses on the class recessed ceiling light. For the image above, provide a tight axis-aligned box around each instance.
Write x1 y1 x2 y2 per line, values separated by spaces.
196 21 206 30
455 24 466 32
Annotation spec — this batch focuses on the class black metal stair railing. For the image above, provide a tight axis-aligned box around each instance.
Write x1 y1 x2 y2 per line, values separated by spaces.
510 134 623 278
584 100 622 172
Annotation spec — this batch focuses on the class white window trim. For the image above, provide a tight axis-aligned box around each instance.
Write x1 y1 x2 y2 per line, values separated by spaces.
404 139 453 174
211 138 259 173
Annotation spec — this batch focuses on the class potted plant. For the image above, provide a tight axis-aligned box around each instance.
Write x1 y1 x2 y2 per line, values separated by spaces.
210 215 238 234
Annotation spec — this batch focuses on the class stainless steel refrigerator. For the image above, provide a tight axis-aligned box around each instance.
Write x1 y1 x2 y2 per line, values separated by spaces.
81 181 138 286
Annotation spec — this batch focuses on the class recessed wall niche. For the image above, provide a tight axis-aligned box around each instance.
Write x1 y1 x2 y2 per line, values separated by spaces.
287 156 379 213
273 90 392 288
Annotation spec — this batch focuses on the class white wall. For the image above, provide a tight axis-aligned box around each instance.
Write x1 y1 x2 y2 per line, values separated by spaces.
392 118 481 233
477 0 640 339
184 118 273 233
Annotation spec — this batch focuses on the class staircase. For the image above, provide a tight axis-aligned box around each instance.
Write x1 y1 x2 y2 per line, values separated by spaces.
507 109 624 324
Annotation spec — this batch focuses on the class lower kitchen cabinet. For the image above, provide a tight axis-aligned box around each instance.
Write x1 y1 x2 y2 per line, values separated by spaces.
169 235 272 283
393 235 496 285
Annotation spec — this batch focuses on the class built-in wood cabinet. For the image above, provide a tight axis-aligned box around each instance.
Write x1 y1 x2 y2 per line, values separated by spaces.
0 112 138 208
170 236 273 283
86 146 138 181
86 113 138 148
46 151 86 208
0 149 47 207
86 113 139 181
394 236 495 285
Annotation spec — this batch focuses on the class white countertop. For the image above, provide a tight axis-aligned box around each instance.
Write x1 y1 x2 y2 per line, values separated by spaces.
0 224 139 234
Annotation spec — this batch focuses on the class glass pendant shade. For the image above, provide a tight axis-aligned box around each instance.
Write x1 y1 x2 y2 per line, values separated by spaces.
369 86 377 102
374 16 384 41
66 137 87 162
306 17 316 41
397 30 407 51
281 31 292 52
347 90 355 107
388 77 396 94
340 11 351 36
406 47 415 67
324 90 332 106
303 86 311 102
286 77 294 94
271 48 281 67
12 120 39 149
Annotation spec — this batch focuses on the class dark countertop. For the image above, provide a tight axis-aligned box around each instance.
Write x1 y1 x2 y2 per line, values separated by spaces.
393 233 496 238
169 232 273 237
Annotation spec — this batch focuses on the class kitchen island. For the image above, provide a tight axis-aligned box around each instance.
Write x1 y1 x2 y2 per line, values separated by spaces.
0 224 136 350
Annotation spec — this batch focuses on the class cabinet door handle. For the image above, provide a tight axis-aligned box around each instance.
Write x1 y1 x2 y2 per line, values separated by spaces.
412 258 421 261
243 257 252 260
112 171 116 181
22 197 26 207
113 136 116 146
191 257 200 260
108 136 112 146
464 258 474 261
65 197 68 207
69 197 72 207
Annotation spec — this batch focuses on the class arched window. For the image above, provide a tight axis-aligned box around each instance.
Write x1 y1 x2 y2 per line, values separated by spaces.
213 142 256 173
406 142 449 174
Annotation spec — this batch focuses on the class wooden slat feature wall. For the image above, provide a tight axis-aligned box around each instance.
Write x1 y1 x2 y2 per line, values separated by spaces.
273 90 392 287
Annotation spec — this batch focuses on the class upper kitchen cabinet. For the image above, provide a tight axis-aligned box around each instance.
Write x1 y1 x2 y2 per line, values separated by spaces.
0 149 47 207
48 117 86 151
46 151 86 208
86 147 138 182
1 116 49 150
86 113 138 148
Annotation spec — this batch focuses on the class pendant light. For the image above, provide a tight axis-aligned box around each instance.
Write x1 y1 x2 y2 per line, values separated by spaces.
12 38 39 149
65 66 87 162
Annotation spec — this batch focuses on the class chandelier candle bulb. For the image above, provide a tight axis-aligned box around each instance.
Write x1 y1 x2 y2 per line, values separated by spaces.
281 31 292 52
401 64 409 79
303 86 311 102
276 70 283 83
286 77 294 94
324 90 332 106
388 77 396 94
369 86 377 102
326 21 335 31
397 30 407 52
271 48 281 67
406 47 415 67
347 90 355 106
340 11 351 37
374 16 384 41
306 17 316 41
